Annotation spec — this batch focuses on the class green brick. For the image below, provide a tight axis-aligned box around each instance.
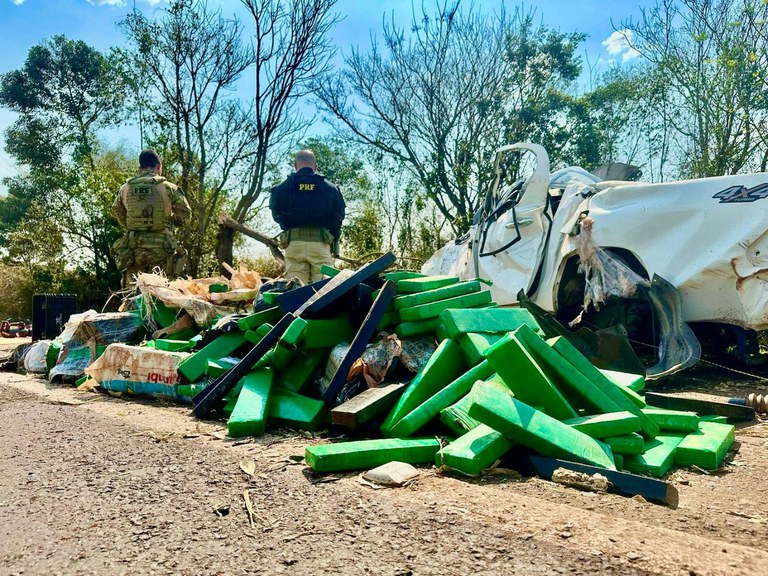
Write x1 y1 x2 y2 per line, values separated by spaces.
395 317 442 339
244 323 274 345
440 307 541 340
262 292 279 305
385 270 425 282
485 332 577 421
699 415 729 424
381 339 466 435
616 385 647 408
271 343 293 371
377 310 400 331
563 411 642 438
222 374 250 417
440 394 483 435
549 336 660 438
435 324 449 341
458 333 504 367
674 421 735 470
603 432 645 455
268 389 327 430
320 264 341 277
227 369 274 438
436 424 514 475
467 380 615 470
305 438 441 473
209 282 229 293
624 434 685 477
600 368 645 393
178 332 246 382
399 290 492 322
642 408 700 432
154 339 194 352
386 361 495 438
277 349 327 393
303 317 355 349
206 360 229 378
614 453 624 470
280 317 308 349
514 325 620 415
237 306 282 331
393 281 482 310
176 382 209 398
397 275 460 293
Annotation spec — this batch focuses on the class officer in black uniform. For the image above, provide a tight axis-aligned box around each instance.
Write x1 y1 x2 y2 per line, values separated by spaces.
270 149 345 284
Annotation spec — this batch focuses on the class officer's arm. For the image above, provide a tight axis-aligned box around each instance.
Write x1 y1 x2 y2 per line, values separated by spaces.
112 187 127 228
269 188 284 229
330 187 346 239
171 186 191 227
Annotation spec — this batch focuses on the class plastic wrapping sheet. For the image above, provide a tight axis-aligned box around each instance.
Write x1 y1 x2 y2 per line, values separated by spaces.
574 216 650 316
49 312 144 383
85 343 189 398
349 334 402 388
400 338 437 373
136 273 243 329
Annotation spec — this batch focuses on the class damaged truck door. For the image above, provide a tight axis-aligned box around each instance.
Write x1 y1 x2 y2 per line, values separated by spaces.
471 143 552 305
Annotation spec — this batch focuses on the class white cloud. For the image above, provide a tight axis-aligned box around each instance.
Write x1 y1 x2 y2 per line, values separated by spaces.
602 29 640 62
11 0 27 5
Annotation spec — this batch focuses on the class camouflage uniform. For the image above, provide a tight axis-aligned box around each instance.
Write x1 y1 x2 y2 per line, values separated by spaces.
112 171 191 286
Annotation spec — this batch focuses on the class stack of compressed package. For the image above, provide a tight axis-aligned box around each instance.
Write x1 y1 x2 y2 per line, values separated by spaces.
300 271 735 481
82 256 735 484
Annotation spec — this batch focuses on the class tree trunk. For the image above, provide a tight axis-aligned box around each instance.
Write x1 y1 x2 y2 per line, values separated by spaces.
216 224 235 277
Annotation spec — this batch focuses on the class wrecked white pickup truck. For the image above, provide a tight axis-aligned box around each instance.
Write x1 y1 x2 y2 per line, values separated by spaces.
423 143 768 378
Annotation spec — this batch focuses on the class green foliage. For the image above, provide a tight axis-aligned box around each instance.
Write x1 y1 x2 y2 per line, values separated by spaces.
237 256 285 280
341 202 383 260
316 3 586 235
0 263 36 319
0 35 128 167
626 0 768 178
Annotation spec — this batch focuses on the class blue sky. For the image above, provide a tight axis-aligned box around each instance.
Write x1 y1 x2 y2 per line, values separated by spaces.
0 0 652 192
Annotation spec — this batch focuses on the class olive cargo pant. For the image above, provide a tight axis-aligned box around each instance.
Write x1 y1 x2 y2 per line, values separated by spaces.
284 239 334 284
112 231 185 287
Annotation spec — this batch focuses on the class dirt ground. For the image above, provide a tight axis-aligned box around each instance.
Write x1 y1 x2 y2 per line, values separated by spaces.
2 337 768 575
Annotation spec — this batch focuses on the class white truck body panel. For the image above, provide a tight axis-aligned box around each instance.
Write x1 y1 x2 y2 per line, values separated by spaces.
423 143 768 331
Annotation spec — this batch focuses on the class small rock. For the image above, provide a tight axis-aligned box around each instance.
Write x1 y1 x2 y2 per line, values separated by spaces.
560 531 572 539
627 552 642 562
363 461 419 487
632 494 648 504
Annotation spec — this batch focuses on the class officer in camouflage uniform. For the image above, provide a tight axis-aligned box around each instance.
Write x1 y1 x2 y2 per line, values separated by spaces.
112 149 191 287
270 149 345 284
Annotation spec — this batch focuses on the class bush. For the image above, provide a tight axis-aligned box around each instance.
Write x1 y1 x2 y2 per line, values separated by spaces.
0 263 36 319
237 256 285 280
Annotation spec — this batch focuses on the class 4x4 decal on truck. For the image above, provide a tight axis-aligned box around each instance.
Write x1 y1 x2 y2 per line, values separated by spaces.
713 183 768 203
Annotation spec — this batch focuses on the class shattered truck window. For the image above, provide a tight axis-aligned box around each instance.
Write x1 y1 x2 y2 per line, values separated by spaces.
496 150 537 205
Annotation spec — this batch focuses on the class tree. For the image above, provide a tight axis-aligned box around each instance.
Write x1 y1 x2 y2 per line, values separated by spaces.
0 35 128 170
623 0 768 177
314 1 585 235
216 0 340 272
0 36 130 295
121 0 257 275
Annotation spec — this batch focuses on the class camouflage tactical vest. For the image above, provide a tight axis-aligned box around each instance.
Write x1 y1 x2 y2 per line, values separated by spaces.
122 173 172 233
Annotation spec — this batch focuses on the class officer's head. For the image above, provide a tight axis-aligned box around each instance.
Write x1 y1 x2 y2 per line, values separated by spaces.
294 149 317 172
139 149 162 174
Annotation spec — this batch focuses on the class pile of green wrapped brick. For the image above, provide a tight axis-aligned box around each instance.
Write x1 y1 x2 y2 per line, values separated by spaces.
175 303 354 436
173 269 499 440
304 276 736 480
